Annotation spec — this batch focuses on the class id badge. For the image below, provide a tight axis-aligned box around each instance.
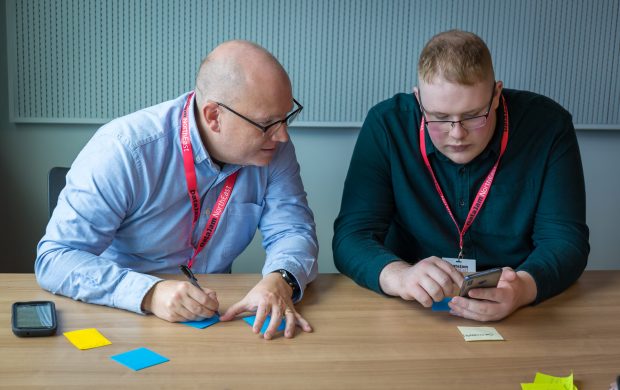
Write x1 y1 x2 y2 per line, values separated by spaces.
443 257 476 273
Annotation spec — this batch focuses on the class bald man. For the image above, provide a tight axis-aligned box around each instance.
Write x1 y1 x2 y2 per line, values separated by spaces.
36 41 318 339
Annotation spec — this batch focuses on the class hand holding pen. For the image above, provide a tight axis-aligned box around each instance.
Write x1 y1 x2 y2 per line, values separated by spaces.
179 264 220 317
141 267 219 322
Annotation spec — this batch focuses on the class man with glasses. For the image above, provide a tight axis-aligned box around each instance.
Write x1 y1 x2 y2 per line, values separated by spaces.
333 30 589 321
36 40 317 339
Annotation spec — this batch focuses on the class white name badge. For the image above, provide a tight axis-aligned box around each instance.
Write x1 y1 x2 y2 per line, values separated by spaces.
443 257 477 273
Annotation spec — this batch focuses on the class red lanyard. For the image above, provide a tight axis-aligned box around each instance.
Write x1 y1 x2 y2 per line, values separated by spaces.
419 94 509 258
180 92 239 269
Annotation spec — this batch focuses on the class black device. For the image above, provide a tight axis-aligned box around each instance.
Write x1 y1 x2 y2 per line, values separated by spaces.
11 301 58 337
459 268 503 297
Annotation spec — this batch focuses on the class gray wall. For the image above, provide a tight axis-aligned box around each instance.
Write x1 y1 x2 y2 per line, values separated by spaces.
1 1 619 273
7 0 620 128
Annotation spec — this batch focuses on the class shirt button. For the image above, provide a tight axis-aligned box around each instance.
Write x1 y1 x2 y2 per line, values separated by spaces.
459 199 465 207
459 167 466 175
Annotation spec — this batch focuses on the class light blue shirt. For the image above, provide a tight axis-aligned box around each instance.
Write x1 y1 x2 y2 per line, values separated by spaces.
35 92 318 314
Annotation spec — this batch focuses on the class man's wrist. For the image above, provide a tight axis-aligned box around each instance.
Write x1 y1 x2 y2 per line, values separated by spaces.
140 281 161 314
379 260 408 296
272 269 300 301
515 270 537 307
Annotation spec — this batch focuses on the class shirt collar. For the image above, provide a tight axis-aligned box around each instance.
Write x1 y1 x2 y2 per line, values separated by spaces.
479 100 504 159
186 92 227 170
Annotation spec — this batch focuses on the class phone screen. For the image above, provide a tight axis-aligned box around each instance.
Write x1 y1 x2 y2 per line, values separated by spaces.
14 302 55 329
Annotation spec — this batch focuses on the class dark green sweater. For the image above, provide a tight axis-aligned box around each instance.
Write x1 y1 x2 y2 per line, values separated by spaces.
333 89 589 304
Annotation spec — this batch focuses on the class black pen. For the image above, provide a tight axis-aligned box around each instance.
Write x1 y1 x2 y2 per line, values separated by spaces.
179 264 220 316
179 264 202 289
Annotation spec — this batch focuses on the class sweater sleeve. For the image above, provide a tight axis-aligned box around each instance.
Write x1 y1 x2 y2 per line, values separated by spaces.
516 114 590 303
332 107 401 293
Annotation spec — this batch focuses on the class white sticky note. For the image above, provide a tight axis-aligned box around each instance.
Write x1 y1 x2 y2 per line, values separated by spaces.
457 326 504 341
443 257 476 273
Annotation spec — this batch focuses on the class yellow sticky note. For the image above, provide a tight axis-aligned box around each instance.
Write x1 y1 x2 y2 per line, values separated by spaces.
457 326 504 341
63 328 112 350
534 372 576 390
521 371 577 390
521 384 565 390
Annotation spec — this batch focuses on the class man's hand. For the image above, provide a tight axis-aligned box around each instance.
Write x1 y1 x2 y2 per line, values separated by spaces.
379 257 464 306
219 272 312 340
448 267 537 321
141 280 219 322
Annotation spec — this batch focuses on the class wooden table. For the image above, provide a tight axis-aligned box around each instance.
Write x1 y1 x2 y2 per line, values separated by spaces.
1 272 618 389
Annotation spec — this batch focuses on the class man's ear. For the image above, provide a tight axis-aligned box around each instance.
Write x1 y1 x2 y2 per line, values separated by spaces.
495 80 504 97
413 86 420 103
202 102 221 133
493 80 504 110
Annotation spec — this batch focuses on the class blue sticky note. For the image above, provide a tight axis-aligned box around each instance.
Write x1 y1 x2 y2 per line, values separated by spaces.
432 297 452 311
110 347 169 371
243 315 286 334
182 314 220 329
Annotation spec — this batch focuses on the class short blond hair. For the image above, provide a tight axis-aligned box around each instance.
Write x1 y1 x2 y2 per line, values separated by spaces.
418 30 494 85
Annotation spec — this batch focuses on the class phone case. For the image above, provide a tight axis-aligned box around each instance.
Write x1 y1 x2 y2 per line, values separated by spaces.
11 301 58 337
459 268 502 297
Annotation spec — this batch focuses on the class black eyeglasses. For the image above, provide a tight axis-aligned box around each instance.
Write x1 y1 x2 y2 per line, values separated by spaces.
419 84 496 133
216 98 303 134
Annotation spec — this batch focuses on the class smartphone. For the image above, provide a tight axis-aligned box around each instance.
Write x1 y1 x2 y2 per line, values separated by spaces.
12 301 58 337
459 268 503 297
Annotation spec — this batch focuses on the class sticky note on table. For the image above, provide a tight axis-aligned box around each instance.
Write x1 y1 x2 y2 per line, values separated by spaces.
243 315 286 334
110 347 169 371
457 326 504 341
182 314 220 329
534 372 576 389
521 372 577 390
432 297 452 311
521 384 567 390
63 328 112 350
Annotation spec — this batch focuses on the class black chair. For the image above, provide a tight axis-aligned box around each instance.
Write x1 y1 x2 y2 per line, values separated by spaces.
48 167 70 218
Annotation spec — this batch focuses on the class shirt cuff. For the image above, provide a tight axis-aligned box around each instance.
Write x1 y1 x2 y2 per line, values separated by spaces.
516 262 547 305
111 271 162 314
370 255 404 295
